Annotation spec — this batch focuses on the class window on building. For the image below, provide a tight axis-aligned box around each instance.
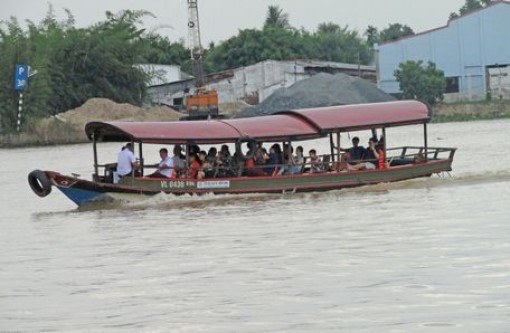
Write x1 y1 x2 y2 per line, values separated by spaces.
445 77 460 93
173 97 183 106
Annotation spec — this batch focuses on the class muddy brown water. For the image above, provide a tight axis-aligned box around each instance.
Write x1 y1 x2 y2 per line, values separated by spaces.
1 119 509 332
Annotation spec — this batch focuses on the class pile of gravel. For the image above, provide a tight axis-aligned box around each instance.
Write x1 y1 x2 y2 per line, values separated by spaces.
236 73 396 118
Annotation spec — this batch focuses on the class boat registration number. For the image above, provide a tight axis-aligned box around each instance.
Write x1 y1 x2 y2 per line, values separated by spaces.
160 180 231 190
160 180 196 189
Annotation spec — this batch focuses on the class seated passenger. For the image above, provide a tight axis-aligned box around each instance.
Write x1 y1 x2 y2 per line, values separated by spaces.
147 148 174 178
172 145 186 178
217 145 234 177
282 144 302 175
365 136 384 169
255 144 269 166
309 149 325 173
198 150 215 178
116 142 140 179
189 153 204 179
293 146 305 173
206 147 218 165
245 143 265 177
336 136 367 164
265 143 283 175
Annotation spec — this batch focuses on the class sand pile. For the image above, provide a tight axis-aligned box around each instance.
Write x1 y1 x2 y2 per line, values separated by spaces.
28 98 183 144
236 73 396 118
55 98 182 130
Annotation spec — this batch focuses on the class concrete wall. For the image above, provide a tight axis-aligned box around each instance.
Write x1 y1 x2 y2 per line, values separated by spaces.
377 2 510 101
146 60 376 107
212 60 299 104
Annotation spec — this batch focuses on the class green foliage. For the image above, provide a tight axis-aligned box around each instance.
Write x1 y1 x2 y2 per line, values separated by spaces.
394 61 446 106
204 28 301 72
205 19 371 73
0 8 192 132
449 0 493 19
204 6 372 73
140 35 189 70
364 23 414 46
263 5 291 30
313 23 370 64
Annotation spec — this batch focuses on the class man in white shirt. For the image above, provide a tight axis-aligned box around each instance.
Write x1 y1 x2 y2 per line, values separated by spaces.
147 148 174 178
116 143 139 178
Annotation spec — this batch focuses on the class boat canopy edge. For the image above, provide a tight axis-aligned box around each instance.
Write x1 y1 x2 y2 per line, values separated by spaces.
85 100 430 144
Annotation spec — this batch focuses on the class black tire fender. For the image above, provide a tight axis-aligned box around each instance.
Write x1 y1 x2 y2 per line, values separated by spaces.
28 170 52 197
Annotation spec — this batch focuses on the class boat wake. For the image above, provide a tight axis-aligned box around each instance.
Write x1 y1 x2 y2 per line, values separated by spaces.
338 169 510 193
76 191 280 212
63 169 510 212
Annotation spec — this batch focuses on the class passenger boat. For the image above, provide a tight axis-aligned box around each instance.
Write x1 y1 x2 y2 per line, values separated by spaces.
28 100 456 207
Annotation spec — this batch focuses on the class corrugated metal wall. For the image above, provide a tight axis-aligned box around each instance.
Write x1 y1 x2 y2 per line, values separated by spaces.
377 2 510 102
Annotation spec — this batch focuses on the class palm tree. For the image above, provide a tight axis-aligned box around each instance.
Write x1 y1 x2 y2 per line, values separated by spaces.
263 5 290 29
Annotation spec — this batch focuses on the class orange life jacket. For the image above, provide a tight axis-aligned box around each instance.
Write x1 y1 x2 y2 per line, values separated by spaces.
378 149 386 169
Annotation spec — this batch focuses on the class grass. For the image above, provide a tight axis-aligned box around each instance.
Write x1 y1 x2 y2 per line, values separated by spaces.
431 112 510 123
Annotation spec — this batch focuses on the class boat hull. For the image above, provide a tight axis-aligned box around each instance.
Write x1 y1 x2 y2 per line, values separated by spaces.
43 159 453 206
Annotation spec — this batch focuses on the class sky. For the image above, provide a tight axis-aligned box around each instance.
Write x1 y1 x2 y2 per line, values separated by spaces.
1 0 466 46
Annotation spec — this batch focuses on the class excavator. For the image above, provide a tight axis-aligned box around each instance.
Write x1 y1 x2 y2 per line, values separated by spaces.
181 0 221 120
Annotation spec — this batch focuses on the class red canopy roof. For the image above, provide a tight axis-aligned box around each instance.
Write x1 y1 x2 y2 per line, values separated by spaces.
85 114 320 144
85 100 429 144
276 100 430 132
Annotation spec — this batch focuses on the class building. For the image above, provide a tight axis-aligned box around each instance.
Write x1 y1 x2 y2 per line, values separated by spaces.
147 60 375 108
376 1 510 102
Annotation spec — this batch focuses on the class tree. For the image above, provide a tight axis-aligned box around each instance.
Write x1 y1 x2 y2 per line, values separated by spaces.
364 25 379 47
378 23 414 43
394 61 446 106
364 23 414 45
449 0 493 19
313 23 370 64
204 28 306 72
0 8 165 132
263 5 291 30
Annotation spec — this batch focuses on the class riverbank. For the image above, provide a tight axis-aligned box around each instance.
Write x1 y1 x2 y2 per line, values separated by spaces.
0 98 182 148
431 99 510 122
2 99 510 148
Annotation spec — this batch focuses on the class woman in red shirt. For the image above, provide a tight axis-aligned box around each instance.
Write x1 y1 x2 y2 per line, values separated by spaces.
189 153 204 179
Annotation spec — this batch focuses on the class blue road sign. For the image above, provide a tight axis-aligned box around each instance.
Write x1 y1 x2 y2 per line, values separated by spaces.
14 64 29 91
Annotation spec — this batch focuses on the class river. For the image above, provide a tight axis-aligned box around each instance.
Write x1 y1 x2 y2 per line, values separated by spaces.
1 119 510 332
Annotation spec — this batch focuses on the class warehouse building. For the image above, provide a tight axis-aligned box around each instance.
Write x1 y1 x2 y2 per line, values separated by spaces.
376 0 510 102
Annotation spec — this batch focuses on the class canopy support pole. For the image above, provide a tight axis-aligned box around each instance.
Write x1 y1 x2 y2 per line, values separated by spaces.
424 123 428 162
281 141 285 170
329 133 335 163
382 126 387 166
92 132 98 179
336 132 341 166
138 141 144 176
186 144 190 178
